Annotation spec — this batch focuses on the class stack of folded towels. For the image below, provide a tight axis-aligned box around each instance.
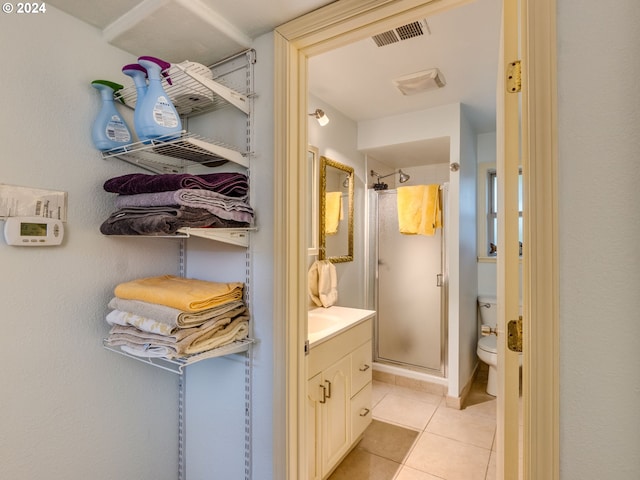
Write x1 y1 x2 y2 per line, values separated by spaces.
105 275 250 359
100 172 254 235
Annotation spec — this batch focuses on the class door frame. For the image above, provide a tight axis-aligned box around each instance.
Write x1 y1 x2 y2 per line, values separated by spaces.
273 0 559 478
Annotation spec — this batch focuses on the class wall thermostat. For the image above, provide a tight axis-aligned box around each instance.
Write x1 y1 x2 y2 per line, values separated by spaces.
3 217 64 246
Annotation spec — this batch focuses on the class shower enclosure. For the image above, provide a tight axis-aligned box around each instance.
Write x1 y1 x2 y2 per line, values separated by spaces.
368 187 447 377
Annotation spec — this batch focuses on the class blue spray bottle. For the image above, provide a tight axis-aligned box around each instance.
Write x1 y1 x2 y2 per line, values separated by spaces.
90 80 133 151
135 56 182 141
121 63 148 143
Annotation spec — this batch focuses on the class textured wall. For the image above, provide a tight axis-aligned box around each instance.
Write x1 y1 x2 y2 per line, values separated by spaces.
0 7 180 480
558 0 640 477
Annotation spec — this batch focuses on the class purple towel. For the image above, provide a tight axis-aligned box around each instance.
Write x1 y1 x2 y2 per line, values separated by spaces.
104 173 249 198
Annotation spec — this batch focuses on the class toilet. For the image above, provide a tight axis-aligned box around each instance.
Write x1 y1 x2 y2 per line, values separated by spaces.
477 295 522 396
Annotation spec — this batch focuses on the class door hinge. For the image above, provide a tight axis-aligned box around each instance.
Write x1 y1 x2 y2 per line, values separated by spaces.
506 60 522 93
508 316 523 353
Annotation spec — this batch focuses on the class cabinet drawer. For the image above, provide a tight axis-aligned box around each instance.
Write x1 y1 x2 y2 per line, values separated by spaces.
351 341 372 395
351 382 372 441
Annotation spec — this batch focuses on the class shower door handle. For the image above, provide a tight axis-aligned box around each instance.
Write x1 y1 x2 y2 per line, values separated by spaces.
436 273 443 287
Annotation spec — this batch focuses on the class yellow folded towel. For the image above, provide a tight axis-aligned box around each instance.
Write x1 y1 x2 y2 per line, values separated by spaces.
114 275 244 313
397 184 442 236
324 191 342 235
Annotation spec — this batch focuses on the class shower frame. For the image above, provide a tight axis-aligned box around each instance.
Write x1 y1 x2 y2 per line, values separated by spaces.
368 185 449 378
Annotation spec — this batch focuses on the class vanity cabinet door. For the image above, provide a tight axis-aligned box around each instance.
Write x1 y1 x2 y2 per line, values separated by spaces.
321 354 351 476
307 373 323 480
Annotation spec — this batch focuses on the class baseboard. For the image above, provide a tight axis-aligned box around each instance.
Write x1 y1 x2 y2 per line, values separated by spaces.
445 363 480 410
372 368 447 396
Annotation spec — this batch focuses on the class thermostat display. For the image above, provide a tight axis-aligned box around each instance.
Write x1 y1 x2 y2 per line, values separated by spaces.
3 217 64 246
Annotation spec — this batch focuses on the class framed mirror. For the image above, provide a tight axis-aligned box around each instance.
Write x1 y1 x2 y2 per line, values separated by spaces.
319 156 354 263
307 146 319 255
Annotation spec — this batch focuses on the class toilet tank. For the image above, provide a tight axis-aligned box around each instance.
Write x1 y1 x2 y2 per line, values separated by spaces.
478 296 523 328
478 296 498 328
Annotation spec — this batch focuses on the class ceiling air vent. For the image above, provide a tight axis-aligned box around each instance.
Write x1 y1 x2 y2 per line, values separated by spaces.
372 19 430 47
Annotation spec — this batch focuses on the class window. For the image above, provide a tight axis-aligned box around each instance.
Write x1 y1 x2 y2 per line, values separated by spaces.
486 168 523 257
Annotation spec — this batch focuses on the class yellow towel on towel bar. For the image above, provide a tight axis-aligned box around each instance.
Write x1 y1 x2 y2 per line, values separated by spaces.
397 184 442 236
324 191 343 235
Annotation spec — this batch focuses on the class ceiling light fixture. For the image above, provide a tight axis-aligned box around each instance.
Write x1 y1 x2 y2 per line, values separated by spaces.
309 108 330 126
393 68 446 96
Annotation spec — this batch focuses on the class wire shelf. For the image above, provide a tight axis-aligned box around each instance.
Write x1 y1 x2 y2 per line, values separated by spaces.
117 60 251 116
101 131 249 173
102 228 257 248
103 338 255 375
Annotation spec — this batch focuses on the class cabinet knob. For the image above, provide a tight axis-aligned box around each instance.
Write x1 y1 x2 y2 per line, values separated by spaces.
359 408 371 417
359 364 370 372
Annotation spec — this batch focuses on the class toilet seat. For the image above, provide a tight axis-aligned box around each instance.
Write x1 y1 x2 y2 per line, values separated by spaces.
478 335 497 354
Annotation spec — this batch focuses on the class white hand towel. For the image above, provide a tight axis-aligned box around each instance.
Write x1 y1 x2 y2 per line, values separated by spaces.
308 260 338 308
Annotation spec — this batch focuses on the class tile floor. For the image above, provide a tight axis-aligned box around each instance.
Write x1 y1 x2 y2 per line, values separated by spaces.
330 364 511 480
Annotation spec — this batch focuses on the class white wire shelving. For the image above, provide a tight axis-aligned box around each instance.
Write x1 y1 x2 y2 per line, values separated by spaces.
103 338 255 375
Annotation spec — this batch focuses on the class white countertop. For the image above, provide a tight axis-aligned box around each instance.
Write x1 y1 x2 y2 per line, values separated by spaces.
307 306 376 348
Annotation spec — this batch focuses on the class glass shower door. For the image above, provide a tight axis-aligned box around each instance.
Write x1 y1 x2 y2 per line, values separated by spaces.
374 190 445 375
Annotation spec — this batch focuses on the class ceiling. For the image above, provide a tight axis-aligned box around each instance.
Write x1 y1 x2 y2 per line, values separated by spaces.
308 0 501 167
49 0 501 168
47 0 337 65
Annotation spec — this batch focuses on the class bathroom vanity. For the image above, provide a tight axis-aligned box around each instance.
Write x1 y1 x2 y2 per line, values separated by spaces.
306 306 375 479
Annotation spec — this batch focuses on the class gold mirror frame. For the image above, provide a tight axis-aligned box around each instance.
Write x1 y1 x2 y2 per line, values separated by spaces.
319 156 354 263
307 146 320 255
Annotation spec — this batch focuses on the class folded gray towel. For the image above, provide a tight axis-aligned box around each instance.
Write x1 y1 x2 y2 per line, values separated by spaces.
113 189 254 223
100 206 239 235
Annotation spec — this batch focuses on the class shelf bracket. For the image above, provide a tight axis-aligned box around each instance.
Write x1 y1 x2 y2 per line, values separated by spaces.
175 63 250 115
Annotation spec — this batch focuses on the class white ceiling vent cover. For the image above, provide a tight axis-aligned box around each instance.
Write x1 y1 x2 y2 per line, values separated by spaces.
393 68 446 96
372 19 430 47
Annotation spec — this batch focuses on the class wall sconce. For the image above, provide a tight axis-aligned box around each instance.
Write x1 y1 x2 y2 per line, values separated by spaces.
309 108 330 126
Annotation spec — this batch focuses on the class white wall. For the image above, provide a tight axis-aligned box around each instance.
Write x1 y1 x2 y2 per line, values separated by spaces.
0 8 180 480
458 106 479 391
308 94 367 308
557 1 640 477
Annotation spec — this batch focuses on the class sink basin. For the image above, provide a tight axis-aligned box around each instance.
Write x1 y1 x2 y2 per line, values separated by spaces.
307 310 342 335
307 306 376 347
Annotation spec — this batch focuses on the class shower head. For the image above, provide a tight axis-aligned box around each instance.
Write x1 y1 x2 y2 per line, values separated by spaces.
370 169 410 186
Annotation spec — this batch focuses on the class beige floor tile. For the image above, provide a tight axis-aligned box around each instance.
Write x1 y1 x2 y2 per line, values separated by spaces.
393 465 444 480
463 395 497 419
405 432 491 480
486 450 496 479
372 380 394 407
373 394 438 431
425 405 496 449
390 385 443 406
